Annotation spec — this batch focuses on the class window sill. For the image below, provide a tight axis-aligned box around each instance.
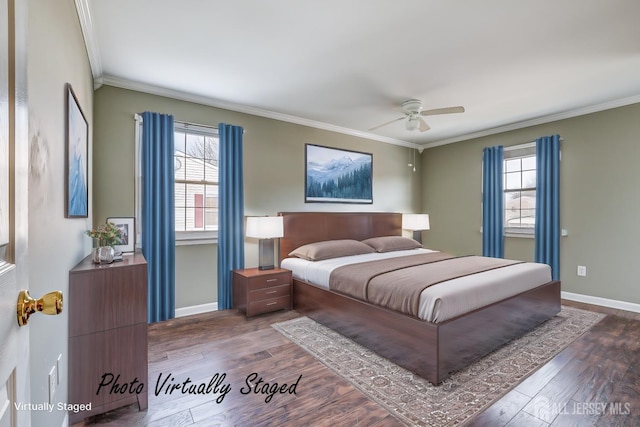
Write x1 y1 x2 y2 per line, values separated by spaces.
479 228 569 238
505 231 534 239
176 231 218 246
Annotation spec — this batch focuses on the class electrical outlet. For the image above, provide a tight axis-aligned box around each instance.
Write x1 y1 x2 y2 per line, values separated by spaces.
48 365 57 404
577 265 587 277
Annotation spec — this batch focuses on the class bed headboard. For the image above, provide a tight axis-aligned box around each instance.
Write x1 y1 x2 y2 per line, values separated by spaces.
278 212 402 264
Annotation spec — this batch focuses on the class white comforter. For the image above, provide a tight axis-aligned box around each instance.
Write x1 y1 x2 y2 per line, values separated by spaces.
281 249 552 323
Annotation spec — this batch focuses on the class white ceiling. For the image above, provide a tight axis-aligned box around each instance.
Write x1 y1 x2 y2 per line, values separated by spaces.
80 0 640 149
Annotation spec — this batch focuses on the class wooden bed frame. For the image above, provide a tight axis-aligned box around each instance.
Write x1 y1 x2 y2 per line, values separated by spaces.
278 212 561 385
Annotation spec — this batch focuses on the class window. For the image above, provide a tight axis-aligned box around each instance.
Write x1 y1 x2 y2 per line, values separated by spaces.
135 117 219 246
173 126 219 238
503 144 536 235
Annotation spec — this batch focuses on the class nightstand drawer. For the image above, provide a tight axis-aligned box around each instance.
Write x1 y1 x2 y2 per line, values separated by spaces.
248 295 291 316
250 284 290 301
233 267 292 318
248 272 291 290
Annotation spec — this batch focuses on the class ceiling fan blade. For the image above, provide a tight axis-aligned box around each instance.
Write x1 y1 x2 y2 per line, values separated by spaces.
418 117 430 132
421 106 465 116
368 116 405 132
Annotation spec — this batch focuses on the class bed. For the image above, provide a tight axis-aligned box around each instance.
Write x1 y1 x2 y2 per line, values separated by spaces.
278 212 561 385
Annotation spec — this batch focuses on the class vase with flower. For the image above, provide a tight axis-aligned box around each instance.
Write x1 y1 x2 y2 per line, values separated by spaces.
85 222 122 264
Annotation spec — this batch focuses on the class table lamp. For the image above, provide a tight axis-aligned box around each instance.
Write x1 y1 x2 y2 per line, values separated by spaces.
402 213 430 244
246 216 284 270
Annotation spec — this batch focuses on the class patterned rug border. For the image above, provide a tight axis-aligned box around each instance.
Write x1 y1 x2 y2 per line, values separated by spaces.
272 306 605 426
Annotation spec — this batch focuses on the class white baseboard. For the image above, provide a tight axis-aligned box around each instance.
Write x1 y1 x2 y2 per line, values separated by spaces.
562 291 640 314
175 302 218 318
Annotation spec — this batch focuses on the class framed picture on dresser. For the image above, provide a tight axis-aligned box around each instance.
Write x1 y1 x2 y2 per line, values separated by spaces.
107 217 135 253
305 144 373 204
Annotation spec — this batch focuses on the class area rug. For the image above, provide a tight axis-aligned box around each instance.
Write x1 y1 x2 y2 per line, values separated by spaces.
272 306 605 426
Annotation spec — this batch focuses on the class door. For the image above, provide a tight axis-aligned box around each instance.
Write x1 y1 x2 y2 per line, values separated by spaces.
0 0 30 426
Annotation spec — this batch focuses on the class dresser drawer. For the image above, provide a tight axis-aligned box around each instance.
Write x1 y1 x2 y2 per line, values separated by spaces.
250 284 290 301
247 295 291 317
248 271 291 290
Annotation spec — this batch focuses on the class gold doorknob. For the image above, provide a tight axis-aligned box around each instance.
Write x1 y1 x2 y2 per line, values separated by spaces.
16 290 63 326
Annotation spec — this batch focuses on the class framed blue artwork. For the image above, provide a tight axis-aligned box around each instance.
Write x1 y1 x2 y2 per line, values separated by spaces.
65 83 88 218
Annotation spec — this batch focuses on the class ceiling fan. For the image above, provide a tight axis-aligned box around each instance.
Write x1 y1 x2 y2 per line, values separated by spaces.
369 99 465 132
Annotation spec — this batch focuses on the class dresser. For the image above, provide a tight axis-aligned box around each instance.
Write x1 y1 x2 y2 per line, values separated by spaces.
68 253 148 423
233 267 292 317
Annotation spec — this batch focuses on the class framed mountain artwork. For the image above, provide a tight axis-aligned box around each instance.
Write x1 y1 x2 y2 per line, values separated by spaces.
305 144 372 204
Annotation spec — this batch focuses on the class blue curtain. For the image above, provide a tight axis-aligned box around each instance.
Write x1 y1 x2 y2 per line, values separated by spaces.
535 134 561 280
217 123 245 309
141 112 176 323
482 145 504 258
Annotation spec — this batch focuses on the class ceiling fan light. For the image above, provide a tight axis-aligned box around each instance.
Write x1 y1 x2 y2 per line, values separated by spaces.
406 117 420 131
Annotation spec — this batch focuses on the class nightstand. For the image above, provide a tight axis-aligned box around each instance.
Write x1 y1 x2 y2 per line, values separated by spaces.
233 267 292 317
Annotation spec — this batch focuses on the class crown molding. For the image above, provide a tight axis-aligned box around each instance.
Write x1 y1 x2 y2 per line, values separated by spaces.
100 74 640 152
100 75 418 150
422 93 640 149
74 0 103 89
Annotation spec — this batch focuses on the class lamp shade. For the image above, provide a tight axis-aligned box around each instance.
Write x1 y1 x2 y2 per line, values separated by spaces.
402 214 430 231
246 216 284 239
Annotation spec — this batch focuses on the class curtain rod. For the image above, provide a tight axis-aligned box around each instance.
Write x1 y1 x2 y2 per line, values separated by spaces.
504 136 564 152
134 114 217 130
176 120 217 130
133 114 244 133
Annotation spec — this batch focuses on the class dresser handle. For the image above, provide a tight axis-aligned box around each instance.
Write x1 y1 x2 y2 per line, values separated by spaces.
266 302 277 306
266 278 278 282
265 290 277 294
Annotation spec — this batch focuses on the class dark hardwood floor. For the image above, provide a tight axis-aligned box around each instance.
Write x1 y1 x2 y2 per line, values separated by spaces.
73 301 640 427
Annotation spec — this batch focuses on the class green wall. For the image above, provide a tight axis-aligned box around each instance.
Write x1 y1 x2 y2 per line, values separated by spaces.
93 85 421 308
422 103 640 304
